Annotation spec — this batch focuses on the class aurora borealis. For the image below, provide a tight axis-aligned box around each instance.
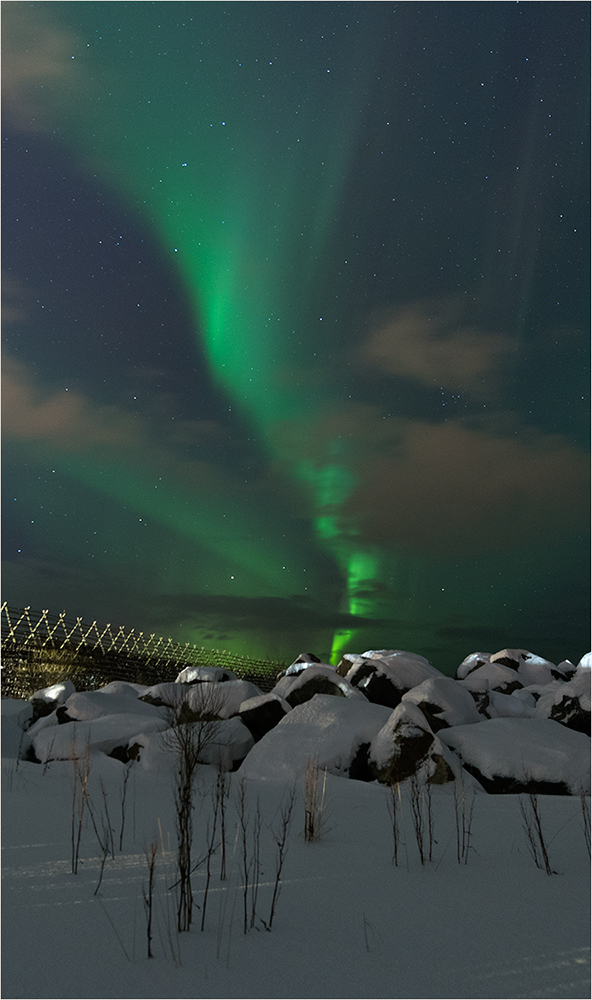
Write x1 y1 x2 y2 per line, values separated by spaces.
2 2 590 672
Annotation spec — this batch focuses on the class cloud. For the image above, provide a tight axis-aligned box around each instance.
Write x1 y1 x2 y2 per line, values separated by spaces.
1 355 144 451
356 298 515 394
343 415 589 554
1 3 80 132
151 592 387 633
278 401 589 556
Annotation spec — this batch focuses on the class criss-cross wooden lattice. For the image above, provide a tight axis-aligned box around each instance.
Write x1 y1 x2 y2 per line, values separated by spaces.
1 602 285 681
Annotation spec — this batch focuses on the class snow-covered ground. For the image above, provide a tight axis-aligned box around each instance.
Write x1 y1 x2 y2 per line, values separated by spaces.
2 651 591 1000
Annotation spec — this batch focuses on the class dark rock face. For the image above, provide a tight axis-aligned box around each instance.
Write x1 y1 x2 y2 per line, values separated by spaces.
285 675 347 708
549 696 590 736
239 694 290 742
402 676 482 731
490 649 529 671
368 703 436 784
272 666 362 709
28 681 76 726
410 700 451 733
535 670 591 737
348 742 372 781
459 763 571 796
551 661 577 681
335 654 367 678
275 654 322 684
460 663 524 698
346 659 405 709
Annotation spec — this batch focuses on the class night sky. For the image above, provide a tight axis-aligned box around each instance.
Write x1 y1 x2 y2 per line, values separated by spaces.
2 2 590 673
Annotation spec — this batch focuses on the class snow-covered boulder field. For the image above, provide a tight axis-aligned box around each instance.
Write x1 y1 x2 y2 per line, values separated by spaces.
2 646 590 1000
3 646 590 794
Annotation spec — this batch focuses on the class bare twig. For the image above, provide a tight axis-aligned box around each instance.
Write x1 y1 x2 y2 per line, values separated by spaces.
143 840 158 958
519 791 553 875
409 774 426 865
304 755 328 842
162 683 225 932
581 790 591 859
386 781 401 866
267 784 297 929
119 761 134 851
453 771 475 864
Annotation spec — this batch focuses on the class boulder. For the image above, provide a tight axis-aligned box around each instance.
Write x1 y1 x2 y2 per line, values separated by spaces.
238 692 291 741
274 653 323 684
29 680 76 724
438 717 591 794
489 649 560 687
31 712 170 764
456 653 492 680
552 661 577 681
139 680 261 720
484 690 536 720
174 665 238 684
346 652 442 709
197 717 255 771
57 689 162 724
459 662 524 698
535 668 591 736
368 702 458 785
401 676 481 731
334 653 368 678
96 681 150 697
237 694 392 782
273 665 364 708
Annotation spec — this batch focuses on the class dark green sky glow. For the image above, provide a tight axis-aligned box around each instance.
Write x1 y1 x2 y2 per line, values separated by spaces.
2 2 590 672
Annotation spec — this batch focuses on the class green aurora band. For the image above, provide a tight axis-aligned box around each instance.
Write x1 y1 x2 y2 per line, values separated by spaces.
36 6 396 659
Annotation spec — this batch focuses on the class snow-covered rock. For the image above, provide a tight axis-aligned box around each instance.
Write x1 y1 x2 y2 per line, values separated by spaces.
456 652 492 680
238 692 291 741
438 717 591 794
58 689 163 723
401 675 481 731
139 679 261 720
237 694 392 782
31 713 170 763
485 690 536 720
346 652 442 709
29 680 76 705
213 679 263 718
459 662 524 697
368 701 459 785
273 665 364 707
489 648 562 687
175 665 238 684
197 717 254 770
96 681 150 697
535 668 591 736
28 680 76 724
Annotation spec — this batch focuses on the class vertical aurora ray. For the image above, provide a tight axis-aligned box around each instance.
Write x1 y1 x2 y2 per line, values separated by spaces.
33 5 389 658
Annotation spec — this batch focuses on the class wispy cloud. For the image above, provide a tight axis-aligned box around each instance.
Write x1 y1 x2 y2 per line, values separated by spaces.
1 2 80 132
356 298 515 395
